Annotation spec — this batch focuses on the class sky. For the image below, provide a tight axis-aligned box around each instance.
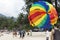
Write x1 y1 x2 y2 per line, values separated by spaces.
0 0 25 18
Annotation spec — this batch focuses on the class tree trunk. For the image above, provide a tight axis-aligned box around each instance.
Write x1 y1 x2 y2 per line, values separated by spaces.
55 0 58 12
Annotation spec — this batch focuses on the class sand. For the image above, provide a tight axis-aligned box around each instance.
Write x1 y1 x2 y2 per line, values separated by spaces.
0 32 51 40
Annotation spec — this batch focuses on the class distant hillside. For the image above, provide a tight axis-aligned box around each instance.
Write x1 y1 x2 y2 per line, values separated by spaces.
0 14 17 21
0 14 6 17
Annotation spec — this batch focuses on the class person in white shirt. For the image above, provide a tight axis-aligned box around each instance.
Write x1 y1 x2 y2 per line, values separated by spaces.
46 29 50 40
29 30 32 36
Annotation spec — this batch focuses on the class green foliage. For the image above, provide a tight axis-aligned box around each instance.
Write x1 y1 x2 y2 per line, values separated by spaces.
57 7 60 13
17 13 32 30
0 13 32 30
17 13 24 24
0 14 17 30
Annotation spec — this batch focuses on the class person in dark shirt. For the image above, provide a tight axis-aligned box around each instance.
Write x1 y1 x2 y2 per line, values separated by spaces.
19 31 21 37
51 26 60 40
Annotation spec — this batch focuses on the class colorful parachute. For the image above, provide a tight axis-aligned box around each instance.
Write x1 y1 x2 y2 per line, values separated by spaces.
28 1 58 29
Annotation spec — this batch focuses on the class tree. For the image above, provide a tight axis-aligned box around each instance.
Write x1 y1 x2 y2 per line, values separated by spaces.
17 13 24 29
0 14 17 30
0 15 8 29
55 0 58 11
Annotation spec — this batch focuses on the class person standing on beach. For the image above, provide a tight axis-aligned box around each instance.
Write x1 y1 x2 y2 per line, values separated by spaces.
19 29 26 39
19 30 22 38
52 26 60 40
29 30 32 36
22 29 26 39
13 30 17 37
27 30 29 36
45 29 50 40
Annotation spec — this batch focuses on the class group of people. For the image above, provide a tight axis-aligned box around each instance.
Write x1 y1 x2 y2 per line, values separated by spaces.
12 29 32 39
45 25 60 40
13 29 26 39
51 26 60 40
12 26 60 40
19 29 26 39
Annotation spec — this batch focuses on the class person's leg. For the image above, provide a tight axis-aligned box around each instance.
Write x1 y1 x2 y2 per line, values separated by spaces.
46 37 49 40
22 34 23 39
23 34 25 38
19 33 21 38
27 32 29 35
20 33 22 38
13 33 14 38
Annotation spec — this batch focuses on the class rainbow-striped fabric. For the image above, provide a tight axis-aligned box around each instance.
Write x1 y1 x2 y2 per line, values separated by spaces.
28 1 58 29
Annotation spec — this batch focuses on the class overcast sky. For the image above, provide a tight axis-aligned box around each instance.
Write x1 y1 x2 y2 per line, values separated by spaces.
0 0 25 18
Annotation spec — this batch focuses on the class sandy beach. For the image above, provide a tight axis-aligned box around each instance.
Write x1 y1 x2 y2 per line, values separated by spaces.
0 32 51 40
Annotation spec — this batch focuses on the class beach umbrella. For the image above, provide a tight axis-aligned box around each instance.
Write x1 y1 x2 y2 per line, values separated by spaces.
28 1 58 30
